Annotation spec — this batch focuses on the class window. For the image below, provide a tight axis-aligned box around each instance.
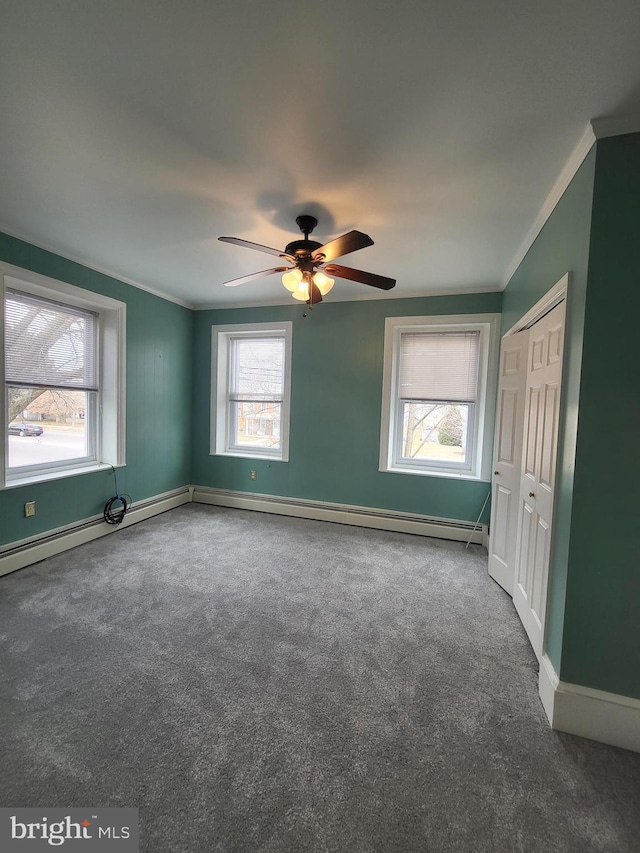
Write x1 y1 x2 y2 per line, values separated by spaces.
380 314 499 480
1 263 126 486
212 322 292 461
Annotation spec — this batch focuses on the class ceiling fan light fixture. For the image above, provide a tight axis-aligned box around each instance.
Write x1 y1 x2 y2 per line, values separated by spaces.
313 271 335 295
282 268 303 292
290 272 313 301
291 283 310 301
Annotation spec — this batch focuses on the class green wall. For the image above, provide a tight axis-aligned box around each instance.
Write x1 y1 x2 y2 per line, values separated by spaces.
502 149 596 672
192 292 502 523
559 134 640 698
0 232 193 548
504 137 640 700
3 134 637 704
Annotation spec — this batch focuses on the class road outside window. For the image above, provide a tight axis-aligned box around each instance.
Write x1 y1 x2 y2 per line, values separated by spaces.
7 388 89 468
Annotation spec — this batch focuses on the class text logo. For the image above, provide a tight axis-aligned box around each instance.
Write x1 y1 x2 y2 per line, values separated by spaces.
1 809 138 851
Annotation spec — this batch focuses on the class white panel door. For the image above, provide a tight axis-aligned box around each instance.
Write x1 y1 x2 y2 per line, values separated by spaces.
513 301 565 659
488 329 529 594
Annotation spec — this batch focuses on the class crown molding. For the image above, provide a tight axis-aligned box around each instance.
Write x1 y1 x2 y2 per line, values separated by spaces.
0 223 195 310
502 123 596 288
591 114 640 139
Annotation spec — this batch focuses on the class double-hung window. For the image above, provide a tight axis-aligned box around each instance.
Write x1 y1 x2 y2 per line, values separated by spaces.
212 322 292 461
380 314 499 479
2 263 126 486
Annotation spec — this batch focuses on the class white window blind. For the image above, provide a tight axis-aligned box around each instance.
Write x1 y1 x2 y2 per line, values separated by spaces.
229 337 284 402
5 289 98 391
399 331 480 403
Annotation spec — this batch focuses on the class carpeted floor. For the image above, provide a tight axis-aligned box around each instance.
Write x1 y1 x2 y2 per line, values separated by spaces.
1 504 639 852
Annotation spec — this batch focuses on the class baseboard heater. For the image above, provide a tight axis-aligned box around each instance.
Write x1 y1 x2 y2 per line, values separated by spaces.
0 486 191 577
2 485 485 578
192 486 486 545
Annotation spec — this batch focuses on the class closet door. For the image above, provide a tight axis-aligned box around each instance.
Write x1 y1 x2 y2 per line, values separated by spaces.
488 329 528 594
512 301 565 659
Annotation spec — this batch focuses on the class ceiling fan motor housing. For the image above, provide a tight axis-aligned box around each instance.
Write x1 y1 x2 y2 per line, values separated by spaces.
284 239 323 261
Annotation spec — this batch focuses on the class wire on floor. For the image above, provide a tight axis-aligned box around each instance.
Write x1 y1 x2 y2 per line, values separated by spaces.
103 465 133 525
465 487 491 549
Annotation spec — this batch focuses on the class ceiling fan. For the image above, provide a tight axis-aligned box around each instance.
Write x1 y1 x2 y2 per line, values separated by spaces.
218 215 396 305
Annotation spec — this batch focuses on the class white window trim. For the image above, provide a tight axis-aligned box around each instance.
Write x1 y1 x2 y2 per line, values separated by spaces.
1 262 126 488
211 321 292 462
379 314 500 481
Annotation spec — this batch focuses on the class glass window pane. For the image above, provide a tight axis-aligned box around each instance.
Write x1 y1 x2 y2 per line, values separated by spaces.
231 337 284 401
231 401 281 450
7 387 90 469
400 402 470 464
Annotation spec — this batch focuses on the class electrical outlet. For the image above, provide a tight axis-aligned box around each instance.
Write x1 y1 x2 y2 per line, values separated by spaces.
250 470 257 481
24 501 36 517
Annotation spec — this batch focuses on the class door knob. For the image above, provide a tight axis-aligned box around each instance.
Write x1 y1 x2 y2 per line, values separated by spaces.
494 470 499 476
529 491 535 498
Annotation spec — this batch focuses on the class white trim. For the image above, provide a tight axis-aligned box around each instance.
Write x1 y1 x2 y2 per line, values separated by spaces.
1 263 127 483
502 280 569 663
379 313 500 481
482 525 490 550
591 115 640 139
4 461 114 490
539 653 560 723
539 655 640 754
192 485 487 545
0 486 192 577
503 273 569 337
0 223 194 309
211 321 292 462
1 262 125 311
502 125 596 288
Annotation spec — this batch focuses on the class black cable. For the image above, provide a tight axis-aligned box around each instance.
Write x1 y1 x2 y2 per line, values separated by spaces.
104 465 133 525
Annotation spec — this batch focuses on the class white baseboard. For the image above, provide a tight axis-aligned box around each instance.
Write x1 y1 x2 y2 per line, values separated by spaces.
192 485 487 545
539 654 640 753
0 486 192 577
0 484 487 577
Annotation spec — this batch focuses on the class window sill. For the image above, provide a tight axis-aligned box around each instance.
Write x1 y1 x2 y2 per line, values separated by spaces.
381 464 489 482
3 462 118 490
211 450 287 462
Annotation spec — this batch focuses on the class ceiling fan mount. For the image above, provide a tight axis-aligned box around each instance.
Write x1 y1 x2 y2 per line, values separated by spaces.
283 215 323 258
295 214 318 236
218 215 396 305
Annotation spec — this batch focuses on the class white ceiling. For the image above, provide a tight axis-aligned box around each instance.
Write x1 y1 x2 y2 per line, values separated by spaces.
1 1 640 309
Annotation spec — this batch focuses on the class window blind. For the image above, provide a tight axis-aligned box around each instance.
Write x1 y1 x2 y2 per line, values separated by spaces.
5 289 98 391
229 337 284 402
399 331 480 402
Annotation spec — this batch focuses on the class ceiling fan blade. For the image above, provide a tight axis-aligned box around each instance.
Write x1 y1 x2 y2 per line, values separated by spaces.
223 267 289 287
311 230 374 262
218 236 295 261
324 263 396 291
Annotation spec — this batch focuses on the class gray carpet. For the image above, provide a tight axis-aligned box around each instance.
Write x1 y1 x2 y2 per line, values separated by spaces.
1 504 639 852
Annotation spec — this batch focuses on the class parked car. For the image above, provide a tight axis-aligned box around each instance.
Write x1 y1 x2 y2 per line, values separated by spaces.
8 423 44 437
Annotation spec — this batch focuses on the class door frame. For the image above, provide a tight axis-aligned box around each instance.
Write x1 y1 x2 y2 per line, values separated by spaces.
504 274 569 337
498 272 570 658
